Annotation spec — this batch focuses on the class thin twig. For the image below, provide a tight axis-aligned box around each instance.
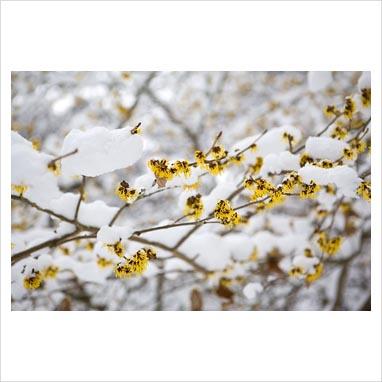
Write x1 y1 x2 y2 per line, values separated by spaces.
48 148 78 167
74 176 86 220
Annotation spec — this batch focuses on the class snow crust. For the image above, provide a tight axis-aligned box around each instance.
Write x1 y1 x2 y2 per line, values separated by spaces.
61 126 143 177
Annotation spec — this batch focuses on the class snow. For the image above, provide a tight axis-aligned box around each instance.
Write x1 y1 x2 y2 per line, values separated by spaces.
243 282 263 300
224 234 254 261
292 255 319 274
133 173 155 191
203 177 238 213
357 71 371 90
49 193 119 227
235 126 302 161
298 165 361 197
11 131 61 207
307 71 333 92
97 225 134 244
305 137 349 160
179 232 231 270
260 151 300 176
61 126 143 177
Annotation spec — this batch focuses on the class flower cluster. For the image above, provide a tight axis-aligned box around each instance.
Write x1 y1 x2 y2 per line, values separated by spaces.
343 96 356 119
148 159 191 183
349 139 367 154
360 88 371 107
214 199 241 226
114 247 157 278
299 153 314 167
210 145 228 160
300 181 320 199
266 186 285 208
323 104 340 118
105 240 125 257
356 181 371 202
184 194 204 220
23 270 43 289
343 147 357 161
23 265 60 290
249 157 263 175
244 177 275 199
331 125 348 140
96 256 113 269
115 180 140 203
281 171 301 193
316 232 343 256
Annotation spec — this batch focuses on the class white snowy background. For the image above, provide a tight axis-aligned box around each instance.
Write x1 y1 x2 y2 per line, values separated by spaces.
11 71 371 311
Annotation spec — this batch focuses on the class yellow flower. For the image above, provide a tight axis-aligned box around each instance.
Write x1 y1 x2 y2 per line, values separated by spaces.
210 145 227 160
343 148 357 161
360 88 371 107
184 194 204 220
148 159 175 181
306 263 324 283
12 184 28 197
323 105 339 118
97 257 113 269
316 232 342 256
214 199 242 226
247 178 275 200
343 96 356 119
300 181 320 199
249 157 263 175
288 266 304 278
106 240 125 257
206 161 224 175
325 184 336 195
331 125 348 140
356 181 371 201
282 132 295 146
85 241 95 251
265 186 285 208
300 153 314 167
171 160 191 177
113 247 157 278
316 159 334 169
47 161 61 176
281 171 301 192
228 153 245 165
249 247 258 262
42 266 59 279
304 248 314 258
23 271 43 289
31 137 41 151
115 180 139 203
316 209 328 219
183 181 200 191
350 139 367 154
194 150 207 168
59 246 70 256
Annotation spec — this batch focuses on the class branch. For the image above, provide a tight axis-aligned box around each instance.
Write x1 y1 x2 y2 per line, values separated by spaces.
48 148 78 167
144 87 200 149
74 176 86 220
11 230 79 265
11 194 98 232
129 235 209 274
